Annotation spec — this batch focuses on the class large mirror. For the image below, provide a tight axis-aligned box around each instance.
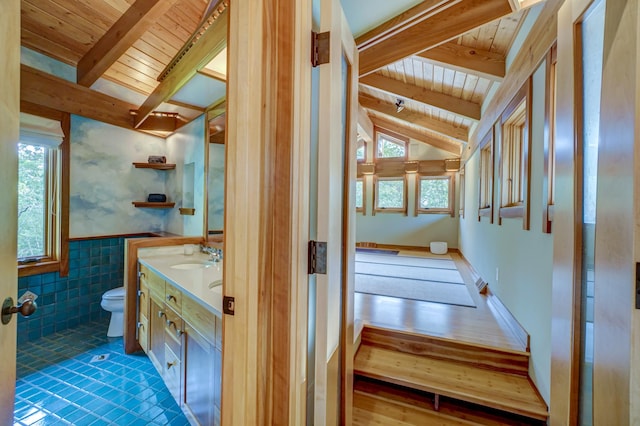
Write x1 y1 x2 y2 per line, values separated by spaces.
207 107 226 238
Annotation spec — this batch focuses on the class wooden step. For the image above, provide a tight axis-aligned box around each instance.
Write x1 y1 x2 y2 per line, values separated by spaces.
361 325 530 376
354 377 545 426
354 345 548 421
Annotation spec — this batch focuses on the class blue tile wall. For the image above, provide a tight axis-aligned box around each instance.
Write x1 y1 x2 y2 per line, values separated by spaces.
17 237 125 344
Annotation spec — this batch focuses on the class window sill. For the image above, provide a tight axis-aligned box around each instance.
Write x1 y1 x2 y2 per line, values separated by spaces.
417 209 453 215
374 208 407 215
478 207 492 217
18 260 60 278
499 205 524 218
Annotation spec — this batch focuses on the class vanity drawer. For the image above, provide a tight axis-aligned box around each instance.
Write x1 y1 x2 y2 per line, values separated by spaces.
182 296 216 343
141 264 165 302
165 283 182 314
164 308 183 354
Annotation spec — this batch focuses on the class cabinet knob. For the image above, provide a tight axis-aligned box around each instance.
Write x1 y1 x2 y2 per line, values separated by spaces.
137 290 144 297
137 322 143 329
166 360 177 370
166 319 175 328
176 329 184 337
158 311 165 318
166 294 176 302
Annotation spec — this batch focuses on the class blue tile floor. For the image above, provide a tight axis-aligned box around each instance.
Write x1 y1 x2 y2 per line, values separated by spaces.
13 319 189 425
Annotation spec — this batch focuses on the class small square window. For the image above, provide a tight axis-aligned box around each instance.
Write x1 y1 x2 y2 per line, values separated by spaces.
417 176 452 214
375 177 406 213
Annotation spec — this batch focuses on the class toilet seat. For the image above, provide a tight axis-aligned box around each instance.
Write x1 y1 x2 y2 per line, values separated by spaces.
103 286 125 300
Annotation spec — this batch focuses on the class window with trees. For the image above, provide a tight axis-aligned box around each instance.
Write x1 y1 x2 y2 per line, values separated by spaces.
355 178 364 213
18 112 68 277
374 177 406 213
356 138 366 162
375 128 408 160
498 79 531 229
416 175 453 215
478 129 494 222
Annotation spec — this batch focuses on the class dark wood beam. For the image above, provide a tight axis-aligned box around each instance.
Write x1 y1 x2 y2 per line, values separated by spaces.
77 0 179 87
360 73 481 120
416 42 506 82
359 93 468 142
134 5 228 128
22 65 136 129
371 116 461 155
358 0 513 76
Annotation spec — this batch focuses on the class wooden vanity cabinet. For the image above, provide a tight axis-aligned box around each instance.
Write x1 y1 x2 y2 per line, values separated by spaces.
137 263 221 426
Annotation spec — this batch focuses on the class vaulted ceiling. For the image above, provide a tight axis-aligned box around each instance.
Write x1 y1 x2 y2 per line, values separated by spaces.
345 0 533 156
20 0 534 144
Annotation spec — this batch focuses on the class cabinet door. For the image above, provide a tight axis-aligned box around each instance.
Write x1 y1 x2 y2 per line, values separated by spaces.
148 296 165 372
183 323 217 426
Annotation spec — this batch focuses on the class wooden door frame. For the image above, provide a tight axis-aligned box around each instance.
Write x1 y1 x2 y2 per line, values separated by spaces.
223 0 312 424
0 0 20 422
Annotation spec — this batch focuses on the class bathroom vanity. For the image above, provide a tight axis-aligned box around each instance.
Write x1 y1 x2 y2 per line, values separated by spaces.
136 252 222 426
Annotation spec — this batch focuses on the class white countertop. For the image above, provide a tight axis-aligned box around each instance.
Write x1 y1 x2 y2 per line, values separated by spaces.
138 252 223 316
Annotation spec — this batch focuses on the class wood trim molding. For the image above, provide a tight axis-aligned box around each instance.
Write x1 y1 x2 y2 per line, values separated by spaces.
59 114 70 277
542 43 557 234
76 0 179 87
477 128 494 223
358 0 514 76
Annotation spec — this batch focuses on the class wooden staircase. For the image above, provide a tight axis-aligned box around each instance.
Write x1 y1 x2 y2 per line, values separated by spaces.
353 326 548 425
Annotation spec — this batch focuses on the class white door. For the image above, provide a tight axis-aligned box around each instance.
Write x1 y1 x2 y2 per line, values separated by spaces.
311 0 358 423
0 0 21 422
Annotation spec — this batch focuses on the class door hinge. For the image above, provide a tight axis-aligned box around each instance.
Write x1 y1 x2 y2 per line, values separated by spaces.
308 240 327 275
223 296 235 316
311 31 330 67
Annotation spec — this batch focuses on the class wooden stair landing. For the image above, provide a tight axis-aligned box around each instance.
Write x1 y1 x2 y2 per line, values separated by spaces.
355 345 547 421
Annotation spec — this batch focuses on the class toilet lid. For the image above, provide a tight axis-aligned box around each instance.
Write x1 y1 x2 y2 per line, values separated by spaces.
103 287 125 300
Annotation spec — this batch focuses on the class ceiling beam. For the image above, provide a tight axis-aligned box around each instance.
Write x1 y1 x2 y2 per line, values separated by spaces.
359 94 468 142
416 42 506 81
134 5 228 128
358 0 513 76
358 104 374 143
356 0 460 50
22 65 136 130
360 73 481 120
371 116 461 155
77 0 179 87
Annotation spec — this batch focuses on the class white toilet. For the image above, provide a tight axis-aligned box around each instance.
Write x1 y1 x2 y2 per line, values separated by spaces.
101 287 125 337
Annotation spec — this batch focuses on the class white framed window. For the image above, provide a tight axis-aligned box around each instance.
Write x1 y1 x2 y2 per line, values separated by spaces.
374 176 406 214
417 175 453 215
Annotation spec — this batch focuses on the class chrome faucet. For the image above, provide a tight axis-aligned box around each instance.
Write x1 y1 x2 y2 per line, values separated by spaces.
201 245 223 262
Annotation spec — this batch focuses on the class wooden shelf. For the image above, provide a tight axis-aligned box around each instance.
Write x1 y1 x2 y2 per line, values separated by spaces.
132 202 175 209
133 162 176 170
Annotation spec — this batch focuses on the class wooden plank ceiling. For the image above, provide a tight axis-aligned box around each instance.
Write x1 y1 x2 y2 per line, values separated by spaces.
357 1 529 156
20 0 527 143
20 0 223 134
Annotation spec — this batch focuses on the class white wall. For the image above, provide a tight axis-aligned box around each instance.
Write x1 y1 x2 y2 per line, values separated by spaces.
356 140 459 248
458 63 552 403
166 114 206 236
69 115 168 238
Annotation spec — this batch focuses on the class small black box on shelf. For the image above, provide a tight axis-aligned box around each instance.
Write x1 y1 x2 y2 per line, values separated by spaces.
147 194 167 202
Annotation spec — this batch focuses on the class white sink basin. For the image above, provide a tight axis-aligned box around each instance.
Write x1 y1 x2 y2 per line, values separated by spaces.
209 279 223 289
171 261 212 270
